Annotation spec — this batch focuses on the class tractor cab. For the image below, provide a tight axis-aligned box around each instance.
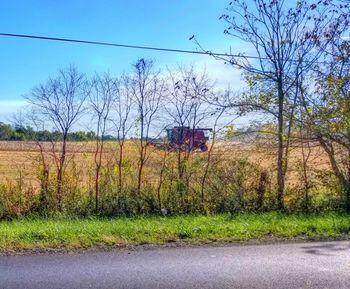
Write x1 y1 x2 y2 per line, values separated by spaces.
166 126 212 152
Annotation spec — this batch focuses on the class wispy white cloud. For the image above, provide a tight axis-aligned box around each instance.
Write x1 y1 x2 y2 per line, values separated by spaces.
177 40 256 91
200 59 245 90
0 99 27 122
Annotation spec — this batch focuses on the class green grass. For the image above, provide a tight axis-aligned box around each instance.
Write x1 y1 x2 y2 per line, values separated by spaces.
0 212 349 252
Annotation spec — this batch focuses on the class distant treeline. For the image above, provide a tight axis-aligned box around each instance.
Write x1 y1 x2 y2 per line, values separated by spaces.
0 122 116 141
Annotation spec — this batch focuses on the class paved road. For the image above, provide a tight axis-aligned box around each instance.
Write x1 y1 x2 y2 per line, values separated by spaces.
1 241 350 289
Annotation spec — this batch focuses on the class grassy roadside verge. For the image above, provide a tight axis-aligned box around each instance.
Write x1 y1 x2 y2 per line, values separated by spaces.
0 212 349 252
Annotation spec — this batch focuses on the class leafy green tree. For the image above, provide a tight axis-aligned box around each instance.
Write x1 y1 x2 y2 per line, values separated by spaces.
195 0 348 209
303 38 350 210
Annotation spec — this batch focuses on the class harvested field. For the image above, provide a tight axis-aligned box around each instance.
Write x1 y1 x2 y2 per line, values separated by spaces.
0 140 332 188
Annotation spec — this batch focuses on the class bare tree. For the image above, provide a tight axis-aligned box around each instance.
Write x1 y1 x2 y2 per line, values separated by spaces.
111 74 134 195
200 106 226 204
90 73 115 212
27 65 89 211
155 139 170 213
165 66 213 185
194 0 346 210
129 59 165 199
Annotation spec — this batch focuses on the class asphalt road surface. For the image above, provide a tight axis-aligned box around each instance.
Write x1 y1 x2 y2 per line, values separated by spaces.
1 241 350 289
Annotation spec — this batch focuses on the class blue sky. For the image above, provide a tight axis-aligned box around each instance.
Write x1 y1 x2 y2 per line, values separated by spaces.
0 0 246 121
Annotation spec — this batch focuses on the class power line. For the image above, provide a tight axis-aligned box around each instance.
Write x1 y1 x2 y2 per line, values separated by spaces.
0 32 255 58
0 32 347 66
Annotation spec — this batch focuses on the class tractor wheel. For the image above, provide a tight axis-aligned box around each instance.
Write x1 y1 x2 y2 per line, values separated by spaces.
200 144 208 152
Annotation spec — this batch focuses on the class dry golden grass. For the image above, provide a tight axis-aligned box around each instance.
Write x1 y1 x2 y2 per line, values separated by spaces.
0 140 332 189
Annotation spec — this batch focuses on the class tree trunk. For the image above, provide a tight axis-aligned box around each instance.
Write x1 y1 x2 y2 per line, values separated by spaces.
137 148 144 195
118 142 124 195
95 164 100 212
94 139 101 213
136 143 145 213
277 79 285 210
346 147 350 212
57 135 67 212
257 170 268 210
156 151 167 213
345 184 350 213
319 138 350 211
346 97 350 212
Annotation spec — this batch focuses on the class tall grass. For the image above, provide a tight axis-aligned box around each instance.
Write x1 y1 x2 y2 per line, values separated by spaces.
0 141 345 218
0 212 349 251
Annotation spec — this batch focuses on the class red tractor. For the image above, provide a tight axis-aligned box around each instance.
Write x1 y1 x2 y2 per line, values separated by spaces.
149 126 212 152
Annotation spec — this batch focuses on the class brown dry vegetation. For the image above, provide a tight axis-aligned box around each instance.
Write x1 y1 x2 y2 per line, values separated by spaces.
0 134 346 219
0 140 334 193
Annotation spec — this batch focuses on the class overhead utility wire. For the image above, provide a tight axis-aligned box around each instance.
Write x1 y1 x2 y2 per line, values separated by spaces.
0 32 347 65
0 32 259 58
